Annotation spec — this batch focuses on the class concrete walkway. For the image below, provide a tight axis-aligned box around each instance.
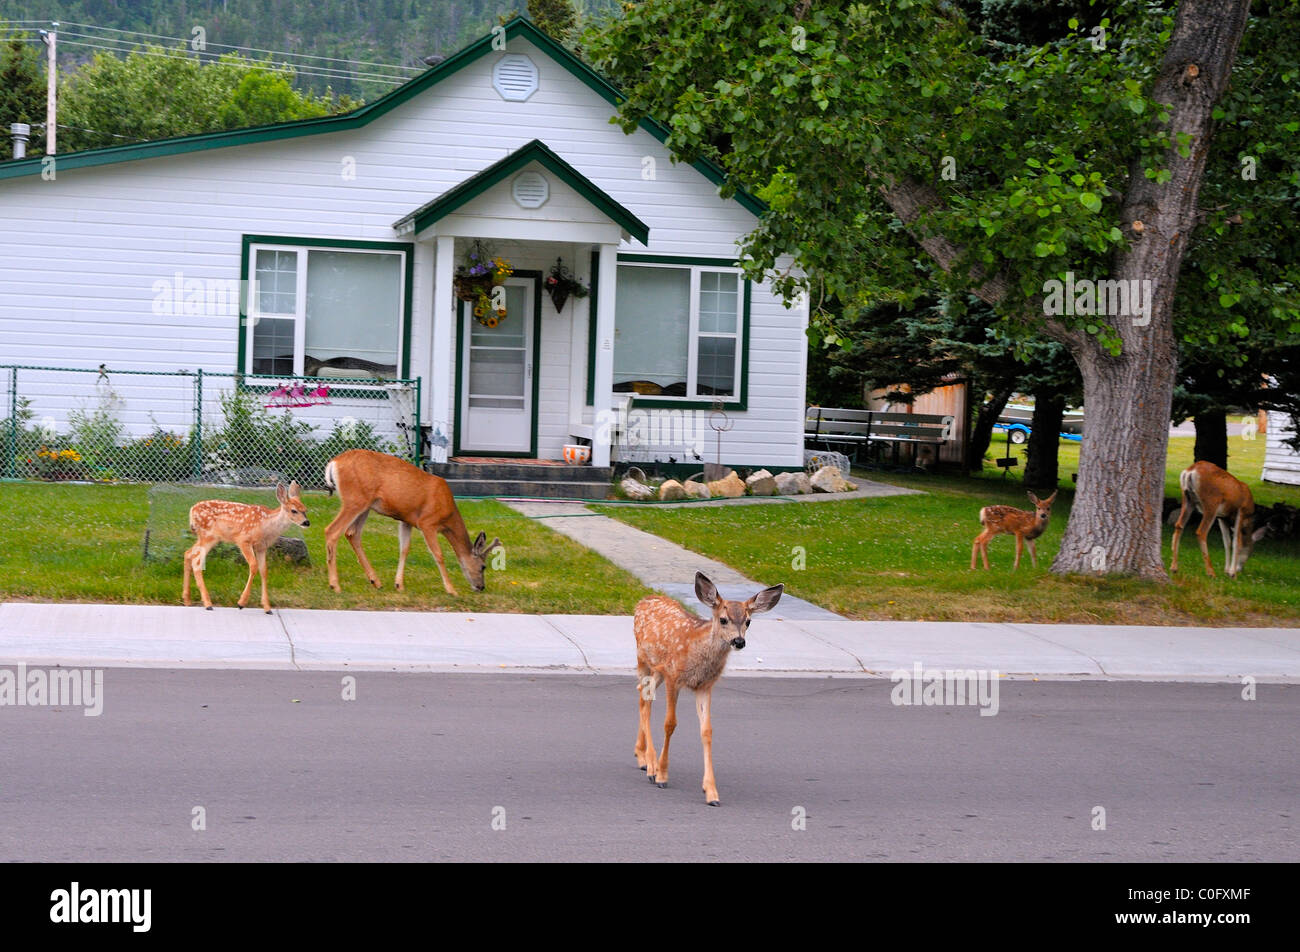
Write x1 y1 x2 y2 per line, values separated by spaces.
0 602 1296 681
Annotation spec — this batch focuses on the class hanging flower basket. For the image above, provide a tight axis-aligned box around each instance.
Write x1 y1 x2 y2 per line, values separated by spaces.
455 240 514 326
545 257 589 313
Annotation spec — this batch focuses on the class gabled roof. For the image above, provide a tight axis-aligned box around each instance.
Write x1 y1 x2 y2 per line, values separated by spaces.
394 139 649 244
0 17 765 217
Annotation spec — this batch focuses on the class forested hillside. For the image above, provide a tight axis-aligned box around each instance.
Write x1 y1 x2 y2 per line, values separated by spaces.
0 0 619 100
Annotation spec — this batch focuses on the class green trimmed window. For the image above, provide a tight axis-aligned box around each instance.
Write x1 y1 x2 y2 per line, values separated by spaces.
245 242 406 378
613 263 743 402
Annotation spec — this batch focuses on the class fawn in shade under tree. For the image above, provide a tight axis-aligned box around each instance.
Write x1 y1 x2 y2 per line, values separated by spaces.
1171 460 1267 578
633 572 784 806
182 482 309 613
323 449 501 595
971 490 1058 570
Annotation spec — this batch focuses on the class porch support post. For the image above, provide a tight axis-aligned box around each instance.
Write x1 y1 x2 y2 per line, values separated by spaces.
431 235 456 461
592 242 618 467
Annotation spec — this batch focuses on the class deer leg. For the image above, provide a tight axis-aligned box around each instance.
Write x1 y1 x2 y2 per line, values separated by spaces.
697 685 721 806
236 541 259 609
325 501 371 592
972 531 992 570
639 672 659 783
1170 515 1187 574
190 542 217 610
1220 516 1238 577
256 547 272 613
1026 538 1038 569
420 524 458 596
634 663 654 770
1013 533 1024 570
182 543 197 606
654 681 680 789
343 510 382 589
395 521 412 591
1195 512 1218 578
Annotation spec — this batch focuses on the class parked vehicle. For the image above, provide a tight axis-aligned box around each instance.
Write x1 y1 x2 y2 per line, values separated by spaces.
994 404 1085 444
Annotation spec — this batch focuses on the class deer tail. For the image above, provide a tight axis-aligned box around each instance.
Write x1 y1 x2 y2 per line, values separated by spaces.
323 460 337 497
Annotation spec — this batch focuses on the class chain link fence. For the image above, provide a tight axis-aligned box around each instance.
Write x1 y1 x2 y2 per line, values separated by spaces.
1 365 422 490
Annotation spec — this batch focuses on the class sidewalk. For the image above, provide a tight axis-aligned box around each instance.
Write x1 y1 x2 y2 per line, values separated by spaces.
1 602 1297 681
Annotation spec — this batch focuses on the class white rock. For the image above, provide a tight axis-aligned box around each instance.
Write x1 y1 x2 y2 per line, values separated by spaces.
810 465 848 493
620 477 655 500
774 471 808 495
658 479 686 501
746 469 777 496
683 479 712 499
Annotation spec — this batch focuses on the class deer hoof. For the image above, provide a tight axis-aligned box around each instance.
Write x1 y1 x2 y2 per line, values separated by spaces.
205 606 213 612
708 800 720 807
264 609 272 615
656 781 667 789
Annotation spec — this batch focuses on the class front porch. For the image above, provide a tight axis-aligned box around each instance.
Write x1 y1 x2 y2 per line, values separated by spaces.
424 459 614 499
394 139 649 469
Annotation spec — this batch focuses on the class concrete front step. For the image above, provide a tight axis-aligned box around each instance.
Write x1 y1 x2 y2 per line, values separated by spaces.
427 462 614 483
443 478 613 500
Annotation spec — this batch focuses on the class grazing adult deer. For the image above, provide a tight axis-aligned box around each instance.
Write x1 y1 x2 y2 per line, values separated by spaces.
182 482 309 613
1171 460 1266 578
971 490 1058 570
633 572 784 806
323 449 501 594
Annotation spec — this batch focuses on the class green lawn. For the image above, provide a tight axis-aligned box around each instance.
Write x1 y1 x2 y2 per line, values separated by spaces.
0 482 652 614
594 436 1300 626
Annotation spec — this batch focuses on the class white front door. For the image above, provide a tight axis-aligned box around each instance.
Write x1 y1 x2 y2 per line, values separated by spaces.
458 277 534 454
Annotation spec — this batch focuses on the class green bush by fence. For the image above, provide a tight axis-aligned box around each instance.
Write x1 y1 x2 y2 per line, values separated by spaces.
2 365 421 489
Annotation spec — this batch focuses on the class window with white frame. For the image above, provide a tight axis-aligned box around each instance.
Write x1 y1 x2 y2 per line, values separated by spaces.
246 243 406 378
612 263 743 401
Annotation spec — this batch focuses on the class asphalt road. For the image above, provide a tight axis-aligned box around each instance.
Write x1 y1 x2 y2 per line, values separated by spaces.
0 670 1295 862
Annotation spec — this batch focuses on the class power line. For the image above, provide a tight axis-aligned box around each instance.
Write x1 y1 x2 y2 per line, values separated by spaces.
58 20 424 73
57 38 409 86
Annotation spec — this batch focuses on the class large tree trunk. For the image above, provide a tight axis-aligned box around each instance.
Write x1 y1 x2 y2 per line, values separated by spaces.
1049 0 1249 578
878 0 1251 577
1193 409 1228 468
967 385 1014 472
1024 393 1065 491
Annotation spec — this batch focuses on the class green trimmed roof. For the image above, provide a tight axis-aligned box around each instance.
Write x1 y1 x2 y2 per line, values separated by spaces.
0 17 765 218
394 139 649 244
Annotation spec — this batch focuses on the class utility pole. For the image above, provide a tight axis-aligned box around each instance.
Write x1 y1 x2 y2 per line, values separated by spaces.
40 23 57 155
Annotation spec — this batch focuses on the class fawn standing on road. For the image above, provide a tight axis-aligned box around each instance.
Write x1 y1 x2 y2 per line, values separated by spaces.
971 490 1058 570
633 572 784 806
182 482 309 613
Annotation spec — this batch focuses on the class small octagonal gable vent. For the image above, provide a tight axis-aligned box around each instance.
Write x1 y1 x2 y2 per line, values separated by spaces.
512 171 549 208
493 54 539 102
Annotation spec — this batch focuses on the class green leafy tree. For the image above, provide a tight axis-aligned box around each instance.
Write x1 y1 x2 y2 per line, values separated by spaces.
57 44 359 152
0 34 45 159
586 0 1300 579
528 0 579 45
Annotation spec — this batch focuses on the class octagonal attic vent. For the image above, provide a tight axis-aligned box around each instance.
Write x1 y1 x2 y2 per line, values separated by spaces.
512 171 549 208
493 55 539 101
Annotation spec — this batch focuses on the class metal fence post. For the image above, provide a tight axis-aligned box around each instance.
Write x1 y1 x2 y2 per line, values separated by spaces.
6 366 16 478
192 369 203 481
413 376 422 468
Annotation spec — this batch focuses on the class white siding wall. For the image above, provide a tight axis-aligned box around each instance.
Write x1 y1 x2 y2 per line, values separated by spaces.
1262 411 1300 486
0 35 806 465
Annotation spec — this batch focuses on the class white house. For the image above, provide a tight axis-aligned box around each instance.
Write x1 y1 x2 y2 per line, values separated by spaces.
0 17 808 473
1263 411 1300 486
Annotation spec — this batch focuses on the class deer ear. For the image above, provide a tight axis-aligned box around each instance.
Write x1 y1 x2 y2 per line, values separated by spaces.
1252 525 1269 542
1027 491 1040 505
695 572 719 607
288 480 301 498
748 583 784 615
1044 490 1058 504
484 537 502 556
276 482 288 503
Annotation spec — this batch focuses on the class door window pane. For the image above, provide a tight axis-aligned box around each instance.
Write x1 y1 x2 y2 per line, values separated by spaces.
255 250 297 315
251 316 295 375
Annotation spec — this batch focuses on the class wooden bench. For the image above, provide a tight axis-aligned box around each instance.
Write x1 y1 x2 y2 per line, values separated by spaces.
804 406 955 467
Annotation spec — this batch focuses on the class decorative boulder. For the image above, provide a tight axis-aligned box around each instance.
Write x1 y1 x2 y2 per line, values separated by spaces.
810 465 850 493
708 471 746 498
745 469 778 496
774 471 810 495
683 479 712 499
658 479 686 501
620 477 655 500
271 537 310 563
